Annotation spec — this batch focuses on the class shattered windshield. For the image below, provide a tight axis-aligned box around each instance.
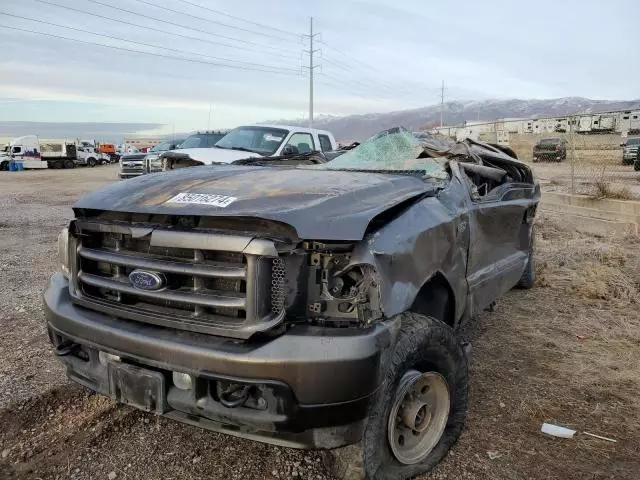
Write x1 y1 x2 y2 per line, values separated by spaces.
324 127 449 180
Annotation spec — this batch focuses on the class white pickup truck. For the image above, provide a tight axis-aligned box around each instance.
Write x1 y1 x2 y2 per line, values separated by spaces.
162 124 338 170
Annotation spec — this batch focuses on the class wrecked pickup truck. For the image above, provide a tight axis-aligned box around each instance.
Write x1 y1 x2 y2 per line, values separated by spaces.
45 127 539 480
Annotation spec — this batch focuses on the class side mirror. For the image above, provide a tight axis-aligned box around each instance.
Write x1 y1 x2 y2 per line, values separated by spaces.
620 143 626 147
282 145 299 156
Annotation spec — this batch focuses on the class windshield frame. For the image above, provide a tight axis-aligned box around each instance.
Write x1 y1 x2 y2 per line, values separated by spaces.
214 126 289 156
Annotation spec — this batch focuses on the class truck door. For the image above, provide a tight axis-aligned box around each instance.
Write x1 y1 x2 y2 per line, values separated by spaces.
461 167 535 314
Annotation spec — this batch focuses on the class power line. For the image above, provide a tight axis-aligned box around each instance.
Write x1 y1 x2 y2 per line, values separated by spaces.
440 80 445 127
315 77 396 103
320 39 442 94
83 0 292 54
0 24 303 76
321 57 422 98
317 73 441 105
319 41 391 77
320 56 401 92
319 71 441 103
319 50 442 99
172 0 301 39
0 11 299 73
131 0 299 44
31 0 299 60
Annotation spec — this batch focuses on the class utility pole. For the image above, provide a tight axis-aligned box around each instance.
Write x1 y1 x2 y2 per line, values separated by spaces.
207 104 212 130
304 17 319 129
440 80 445 127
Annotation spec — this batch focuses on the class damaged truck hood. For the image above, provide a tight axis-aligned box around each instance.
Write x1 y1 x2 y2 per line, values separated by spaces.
74 166 436 240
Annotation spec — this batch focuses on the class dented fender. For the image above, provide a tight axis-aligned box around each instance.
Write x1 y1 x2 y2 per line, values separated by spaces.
349 175 471 322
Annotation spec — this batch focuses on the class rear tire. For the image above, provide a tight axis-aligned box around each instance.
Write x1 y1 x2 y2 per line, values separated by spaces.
64 159 75 169
326 313 469 480
0 160 8 171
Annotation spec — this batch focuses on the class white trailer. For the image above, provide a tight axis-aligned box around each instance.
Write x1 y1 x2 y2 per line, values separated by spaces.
576 116 592 133
592 114 615 132
617 111 640 134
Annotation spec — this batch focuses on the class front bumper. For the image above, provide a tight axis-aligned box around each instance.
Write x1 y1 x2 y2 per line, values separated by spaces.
44 273 395 448
118 171 145 179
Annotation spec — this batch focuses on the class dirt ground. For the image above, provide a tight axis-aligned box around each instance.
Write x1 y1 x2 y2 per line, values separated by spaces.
1 166 639 480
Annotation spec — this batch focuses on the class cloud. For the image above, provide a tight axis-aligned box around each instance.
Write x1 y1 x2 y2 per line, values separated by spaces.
1 0 639 133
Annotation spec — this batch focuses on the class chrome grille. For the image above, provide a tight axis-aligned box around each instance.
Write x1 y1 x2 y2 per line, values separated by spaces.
69 221 284 338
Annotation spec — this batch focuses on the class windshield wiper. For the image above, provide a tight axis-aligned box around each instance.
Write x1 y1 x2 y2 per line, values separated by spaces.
230 146 261 155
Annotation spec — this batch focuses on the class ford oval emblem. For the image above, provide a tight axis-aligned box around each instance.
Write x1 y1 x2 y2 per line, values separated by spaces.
129 270 165 291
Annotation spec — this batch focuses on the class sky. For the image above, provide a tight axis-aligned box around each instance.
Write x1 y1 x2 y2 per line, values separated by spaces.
0 0 639 135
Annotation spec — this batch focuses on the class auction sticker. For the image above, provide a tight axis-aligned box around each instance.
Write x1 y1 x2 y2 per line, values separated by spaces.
167 192 237 207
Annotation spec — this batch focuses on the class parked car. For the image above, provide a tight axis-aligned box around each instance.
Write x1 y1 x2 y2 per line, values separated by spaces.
622 137 640 165
118 152 148 179
532 137 567 162
118 138 185 179
45 127 539 480
161 125 337 170
144 138 187 173
634 146 640 171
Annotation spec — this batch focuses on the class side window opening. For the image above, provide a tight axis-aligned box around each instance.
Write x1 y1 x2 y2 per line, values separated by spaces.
318 134 333 152
284 133 314 154
458 152 532 201
459 163 508 199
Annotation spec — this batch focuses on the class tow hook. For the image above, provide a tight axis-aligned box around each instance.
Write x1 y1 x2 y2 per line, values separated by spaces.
54 341 80 356
216 382 251 408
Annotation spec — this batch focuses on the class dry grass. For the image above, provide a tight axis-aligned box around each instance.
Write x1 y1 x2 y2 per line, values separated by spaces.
589 167 634 199
446 213 640 479
591 179 633 200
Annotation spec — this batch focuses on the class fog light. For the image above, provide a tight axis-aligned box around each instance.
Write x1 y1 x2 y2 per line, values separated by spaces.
173 372 193 391
98 351 121 365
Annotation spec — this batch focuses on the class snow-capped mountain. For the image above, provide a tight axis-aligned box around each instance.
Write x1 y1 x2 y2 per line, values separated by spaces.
270 97 640 142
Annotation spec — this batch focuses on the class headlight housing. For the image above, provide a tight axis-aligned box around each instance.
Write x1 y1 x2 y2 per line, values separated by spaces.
57 227 70 278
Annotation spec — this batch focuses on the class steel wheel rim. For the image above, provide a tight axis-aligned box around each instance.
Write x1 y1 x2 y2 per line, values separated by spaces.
387 370 450 465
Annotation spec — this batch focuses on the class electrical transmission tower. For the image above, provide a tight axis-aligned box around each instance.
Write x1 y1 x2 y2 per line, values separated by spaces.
303 17 320 129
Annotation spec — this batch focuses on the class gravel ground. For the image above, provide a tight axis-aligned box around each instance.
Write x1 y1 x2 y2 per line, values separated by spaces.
1 166 639 480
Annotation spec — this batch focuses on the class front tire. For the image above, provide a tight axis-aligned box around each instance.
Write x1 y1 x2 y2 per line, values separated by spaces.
328 313 469 480
87 157 97 167
517 228 536 289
